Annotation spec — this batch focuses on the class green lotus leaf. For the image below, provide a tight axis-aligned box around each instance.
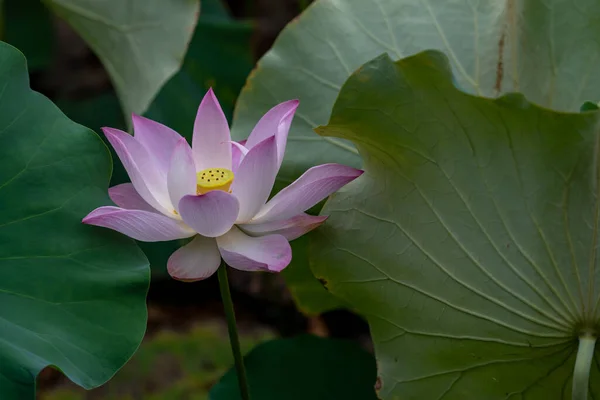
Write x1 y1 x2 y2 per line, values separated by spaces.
44 0 199 117
0 42 149 398
311 50 600 399
210 335 378 400
233 0 600 315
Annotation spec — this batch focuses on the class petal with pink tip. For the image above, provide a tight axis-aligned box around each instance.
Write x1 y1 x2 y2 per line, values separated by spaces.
253 163 363 223
103 127 171 214
244 100 298 168
108 183 156 212
167 235 221 281
178 191 239 237
231 136 278 223
168 138 197 213
192 89 232 170
216 226 291 272
82 206 195 242
132 114 182 175
240 213 327 241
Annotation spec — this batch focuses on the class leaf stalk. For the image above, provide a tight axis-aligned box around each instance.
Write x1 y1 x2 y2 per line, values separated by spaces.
218 263 251 400
572 334 596 400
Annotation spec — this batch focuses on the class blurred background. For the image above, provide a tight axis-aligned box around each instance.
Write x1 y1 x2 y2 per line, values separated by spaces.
0 0 372 398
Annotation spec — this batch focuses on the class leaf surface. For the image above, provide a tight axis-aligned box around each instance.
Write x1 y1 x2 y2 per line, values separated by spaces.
312 51 600 399
233 0 600 314
0 42 149 398
45 0 199 116
210 335 378 400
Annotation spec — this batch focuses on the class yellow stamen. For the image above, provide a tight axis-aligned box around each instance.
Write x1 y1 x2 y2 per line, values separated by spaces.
196 168 234 195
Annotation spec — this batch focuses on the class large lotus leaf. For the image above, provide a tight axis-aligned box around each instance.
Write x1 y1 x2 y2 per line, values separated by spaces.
232 0 600 315
0 42 149 398
233 0 600 180
311 51 600 399
44 0 199 117
209 335 378 399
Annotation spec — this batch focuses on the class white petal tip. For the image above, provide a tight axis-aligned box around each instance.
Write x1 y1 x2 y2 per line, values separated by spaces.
167 236 221 281
267 259 291 273
167 269 212 282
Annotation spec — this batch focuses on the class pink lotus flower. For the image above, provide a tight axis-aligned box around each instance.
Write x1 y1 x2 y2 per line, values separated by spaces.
83 89 362 281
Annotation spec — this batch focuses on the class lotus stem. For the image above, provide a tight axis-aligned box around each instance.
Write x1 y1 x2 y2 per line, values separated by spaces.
572 334 596 400
218 263 251 400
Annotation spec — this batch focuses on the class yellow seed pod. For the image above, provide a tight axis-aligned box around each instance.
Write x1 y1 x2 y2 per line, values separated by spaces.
196 168 234 194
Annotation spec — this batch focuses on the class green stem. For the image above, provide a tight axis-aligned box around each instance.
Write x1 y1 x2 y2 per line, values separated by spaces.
572 334 596 400
217 264 251 400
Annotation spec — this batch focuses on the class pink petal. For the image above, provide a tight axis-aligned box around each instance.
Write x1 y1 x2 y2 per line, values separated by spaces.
167 235 221 281
230 141 249 174
253 163 363 223
132 114 183 175
167 138 197 213
108 183 156 213
231 136 278 223
216 226 291 272
178 191 239 237
240 213 327 241
192 88 232 170
103 127 172 214
244 100 298 168
82 206 195 242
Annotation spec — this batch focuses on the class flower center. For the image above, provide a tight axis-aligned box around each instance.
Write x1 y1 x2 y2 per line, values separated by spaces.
196 168 234 194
